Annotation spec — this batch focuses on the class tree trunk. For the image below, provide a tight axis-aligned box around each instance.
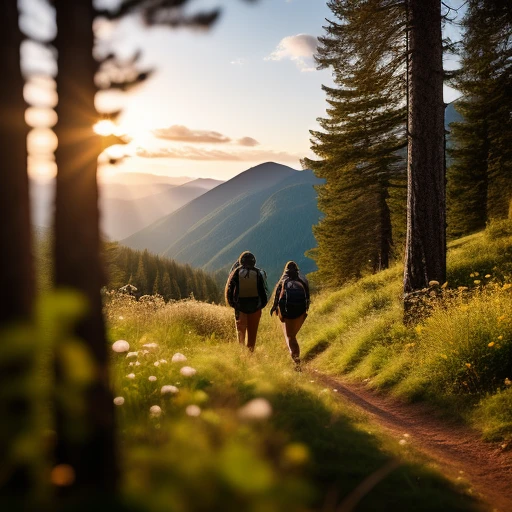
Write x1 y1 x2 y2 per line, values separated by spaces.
53 0 118 502
403 0 446 306
0 1 37 505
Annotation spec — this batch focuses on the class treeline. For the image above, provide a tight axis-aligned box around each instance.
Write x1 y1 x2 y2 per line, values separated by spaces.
305 0 511 287
104 243 221 303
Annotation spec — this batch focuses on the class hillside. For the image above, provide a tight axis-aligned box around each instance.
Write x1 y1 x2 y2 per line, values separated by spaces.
122 162 323 286
30 175 222 241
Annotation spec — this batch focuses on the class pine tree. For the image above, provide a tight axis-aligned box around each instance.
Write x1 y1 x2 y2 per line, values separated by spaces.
447 0 512 237
0 1 37 503
162 272 172 301
304 0 407 286
403 0 446 299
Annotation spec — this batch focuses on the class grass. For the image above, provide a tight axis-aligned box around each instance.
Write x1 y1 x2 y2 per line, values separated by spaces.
301 220 512 441
104 295 482 511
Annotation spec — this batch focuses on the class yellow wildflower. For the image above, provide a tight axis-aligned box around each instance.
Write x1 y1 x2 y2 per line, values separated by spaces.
465 363 471 368
470 273 475 278
498 335 503 340
503 283 512 291
485 274 491 278
474 280 481 285
474 272 480 277
488 341 495 347
498 315 506 322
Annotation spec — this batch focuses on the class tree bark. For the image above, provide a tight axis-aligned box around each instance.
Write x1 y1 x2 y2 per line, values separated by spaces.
403 0 446 303
53 0 118 502
0 1 37 505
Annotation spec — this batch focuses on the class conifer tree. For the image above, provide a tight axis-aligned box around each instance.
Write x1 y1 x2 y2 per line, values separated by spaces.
0 1 37 503
447 0 512 237
305 0 407 286
403 0 446 300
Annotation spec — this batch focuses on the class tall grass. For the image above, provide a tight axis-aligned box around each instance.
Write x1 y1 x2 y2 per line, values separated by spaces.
303 221 512 440
104 295 480 511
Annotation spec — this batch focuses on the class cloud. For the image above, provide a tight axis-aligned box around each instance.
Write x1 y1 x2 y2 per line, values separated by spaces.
237 136 260 147
265 34 318 72
136 146 300 163
153 125 231 144
230 58 245 66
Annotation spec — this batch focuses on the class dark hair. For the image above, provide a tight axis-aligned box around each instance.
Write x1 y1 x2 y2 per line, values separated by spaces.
239 251 256 267
283 260 299 279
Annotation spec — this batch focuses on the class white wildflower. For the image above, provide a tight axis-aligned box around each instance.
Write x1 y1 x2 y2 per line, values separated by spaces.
159 359 167 364
126 351 138 358
112 340 129 353
118 316 124 320
186 405 201 417
161 385 179 395
180 366 196 377
143 343 158 348
126 373 136 379
128 362 134 366
237 398 272 420
399 439 407 446
113 397 125 406
154 361 160 367
149 405 162 418
172 353 187 363
148 376 157 382
135 361 140 366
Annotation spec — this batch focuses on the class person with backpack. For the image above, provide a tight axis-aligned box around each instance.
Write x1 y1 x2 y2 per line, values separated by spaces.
225 251 269 351
270 261 310 367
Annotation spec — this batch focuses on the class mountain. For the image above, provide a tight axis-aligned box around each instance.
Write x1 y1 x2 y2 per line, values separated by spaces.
30 175 223 241
121 162 323 286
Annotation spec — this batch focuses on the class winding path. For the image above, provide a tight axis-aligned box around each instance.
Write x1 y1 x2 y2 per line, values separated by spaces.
309 371 512 512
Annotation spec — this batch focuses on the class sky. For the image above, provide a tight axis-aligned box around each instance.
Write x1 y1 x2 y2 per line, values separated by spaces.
23 0 464 182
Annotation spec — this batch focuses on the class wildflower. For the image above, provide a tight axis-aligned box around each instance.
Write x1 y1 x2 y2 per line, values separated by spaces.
172 353 187 363
505 378 511 386
399 439 407 446
186 405 201 417
118 316 124 320
458 286 469 292
474 280 481 285
485 274 491 279
159 359 167 364
126 351 138 358
488 342 495 347
154 361 160 367
503 284 512 291
474 272 480 277
429 280 440 287
149 405 162 418
161 385 179 395
440 354 448 360
143 343 158 348
470 273 475 278
465 363 471 368
112 340 130 353
149 376 157 382
135 361 140 366
126 373 136 379
180 366 197 377
113 397 125 405
498 335 503 340
237 398 272 420
498 315 506 322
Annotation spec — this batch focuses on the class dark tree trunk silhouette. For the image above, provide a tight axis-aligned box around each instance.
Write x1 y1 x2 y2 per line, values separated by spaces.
0 1 37 504
53 0 118 501
403 0 446 311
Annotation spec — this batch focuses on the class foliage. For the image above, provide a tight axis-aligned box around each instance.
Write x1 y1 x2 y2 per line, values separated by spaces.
304 0 407 286
447 0 512 239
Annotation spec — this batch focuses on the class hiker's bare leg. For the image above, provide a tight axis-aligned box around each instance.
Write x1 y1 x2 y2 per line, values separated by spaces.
282 314 306 363
236 312 248 346
246 309 262 352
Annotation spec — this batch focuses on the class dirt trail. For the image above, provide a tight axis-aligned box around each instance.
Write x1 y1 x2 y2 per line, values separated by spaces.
309 371 512 512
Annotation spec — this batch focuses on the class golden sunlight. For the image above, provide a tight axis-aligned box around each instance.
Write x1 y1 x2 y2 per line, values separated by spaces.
93 119 119 136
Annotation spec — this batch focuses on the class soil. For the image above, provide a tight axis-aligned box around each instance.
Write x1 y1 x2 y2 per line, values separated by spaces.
309 371 512 512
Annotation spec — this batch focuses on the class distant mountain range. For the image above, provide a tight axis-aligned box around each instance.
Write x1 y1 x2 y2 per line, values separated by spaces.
122 162 324 286
30 172 223 241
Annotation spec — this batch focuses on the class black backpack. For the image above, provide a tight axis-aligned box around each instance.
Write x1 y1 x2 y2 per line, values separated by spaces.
278 277 307 319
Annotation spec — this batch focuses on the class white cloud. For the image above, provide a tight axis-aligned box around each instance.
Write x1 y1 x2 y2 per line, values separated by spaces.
265 33 318 72
136 145 301 163
230 58 245 66
153 125 231 144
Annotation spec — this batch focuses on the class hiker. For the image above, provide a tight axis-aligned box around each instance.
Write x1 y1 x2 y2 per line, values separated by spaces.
225 251 269 351
270 261 310 366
